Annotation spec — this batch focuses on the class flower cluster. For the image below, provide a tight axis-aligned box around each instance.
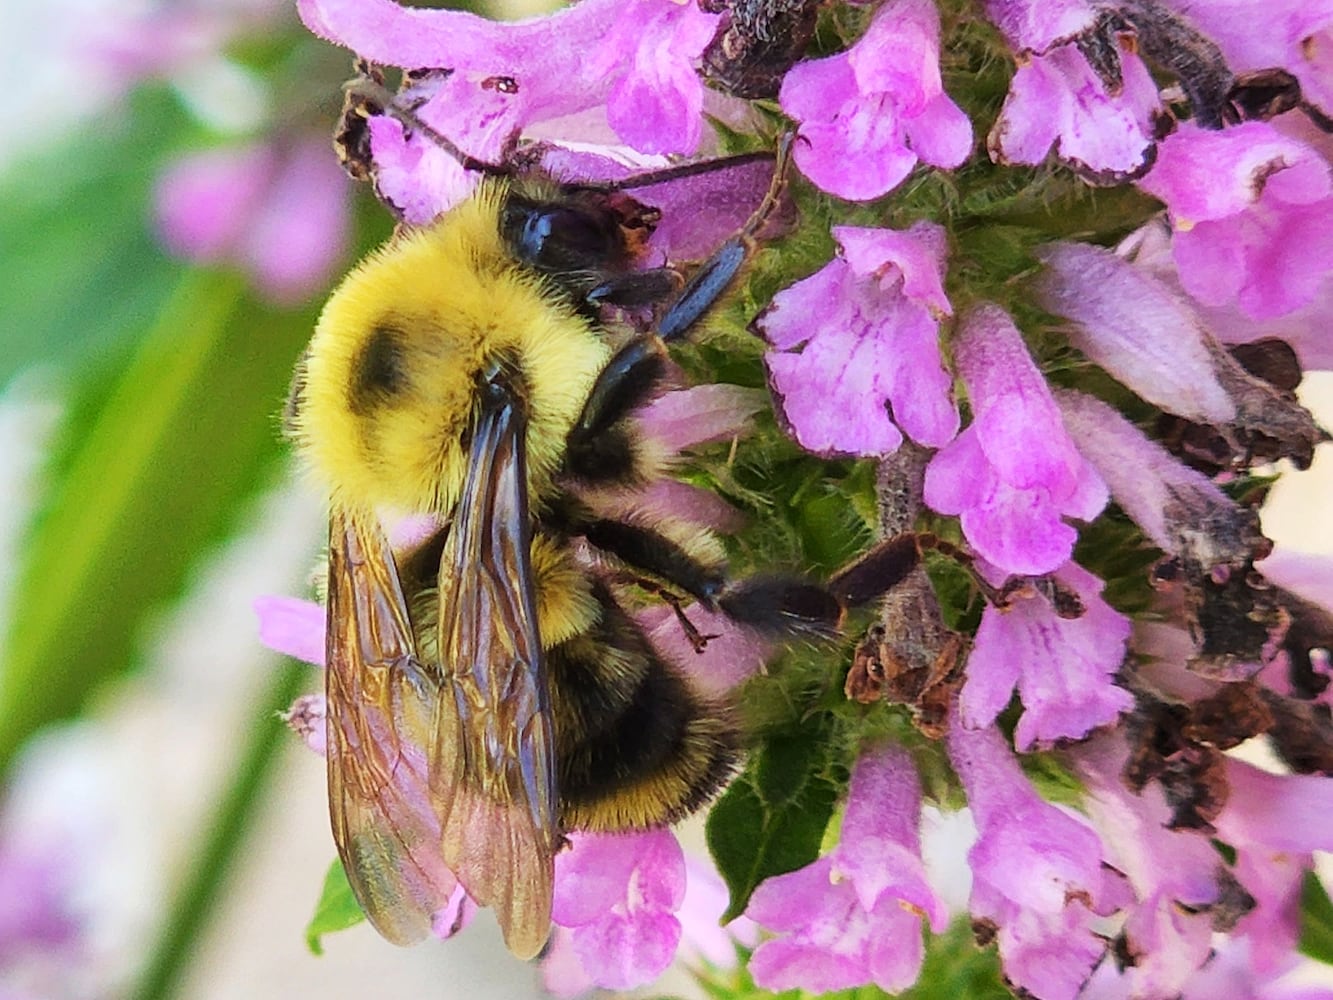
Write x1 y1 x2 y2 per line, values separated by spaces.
259 0 1333 996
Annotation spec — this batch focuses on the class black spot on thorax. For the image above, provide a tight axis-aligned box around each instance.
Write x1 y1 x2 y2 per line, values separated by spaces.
348 324 407 413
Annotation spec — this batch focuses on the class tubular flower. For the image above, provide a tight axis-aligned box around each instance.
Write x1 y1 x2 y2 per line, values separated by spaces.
948 719 1113 1000
988 40 1162 182
297 0 720 220
755 221 958 457
1137 121 1333 320
923 303 1107 575
778 0 972 201
745 744 946 994
961 560 1133 750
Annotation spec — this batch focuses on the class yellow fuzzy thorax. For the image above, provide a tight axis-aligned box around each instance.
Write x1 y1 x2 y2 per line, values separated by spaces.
293 182 612 518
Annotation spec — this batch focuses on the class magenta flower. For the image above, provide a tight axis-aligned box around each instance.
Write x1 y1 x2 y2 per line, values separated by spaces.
1138 121 1333 320
1117 217 1333 373
551 830 686 991
948 719 1112 1000
755 222 959 457
1074 734 1233 998
153 136 353 304
746 744 946 994
989 41 1162 182
923 304 1107 575
962 560 1133 749
298 0 719 220
1056 389 1261 571
980 0 1097 54
1034 240 1237 423
778 0 972 200
1158 0 1333 115
1215 759 1333 971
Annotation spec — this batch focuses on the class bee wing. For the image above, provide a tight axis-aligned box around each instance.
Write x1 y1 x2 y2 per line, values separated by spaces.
325 506 458 946
432 382 558 961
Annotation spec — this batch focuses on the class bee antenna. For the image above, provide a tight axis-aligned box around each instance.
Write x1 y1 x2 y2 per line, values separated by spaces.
342 72 513 178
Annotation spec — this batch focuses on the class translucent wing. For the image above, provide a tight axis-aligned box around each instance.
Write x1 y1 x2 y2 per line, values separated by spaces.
325 506 458 945
432 379 558 960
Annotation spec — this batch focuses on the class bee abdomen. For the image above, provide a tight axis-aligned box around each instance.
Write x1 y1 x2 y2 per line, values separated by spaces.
550 600 738 831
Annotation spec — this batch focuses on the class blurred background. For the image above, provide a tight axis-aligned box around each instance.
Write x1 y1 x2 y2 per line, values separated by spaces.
3 0 1332 998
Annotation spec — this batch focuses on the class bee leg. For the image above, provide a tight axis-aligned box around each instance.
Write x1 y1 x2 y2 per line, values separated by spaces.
585 269 682 309
580 518 725 607
825 532 1087 618
657 133 796 343
620 577 721 652
564 338 673 482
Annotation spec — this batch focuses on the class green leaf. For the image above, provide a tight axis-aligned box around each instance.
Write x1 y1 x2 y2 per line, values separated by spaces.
0 270 316 779
1300 869 1333 965
0 87 190 389
307 858 368 955
707 720 840 922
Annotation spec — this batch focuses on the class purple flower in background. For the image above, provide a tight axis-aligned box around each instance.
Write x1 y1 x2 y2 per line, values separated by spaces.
962 560 1133 749
551 830 686 991
988 41 1161 181
1138 121 1333 320
746 744 945 994
154 136 353 304
923 304 1107 575
755 222 958 457
948 719 1111 1000
778 0 972 200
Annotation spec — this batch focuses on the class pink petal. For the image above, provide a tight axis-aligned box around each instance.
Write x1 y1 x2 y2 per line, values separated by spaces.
253 595 325 666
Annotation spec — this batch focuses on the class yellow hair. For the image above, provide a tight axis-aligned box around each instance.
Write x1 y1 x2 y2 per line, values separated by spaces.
294 182 611 517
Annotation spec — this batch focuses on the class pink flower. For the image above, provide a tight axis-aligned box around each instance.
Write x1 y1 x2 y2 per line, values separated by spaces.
923 304 1107 575
1034 240 1236 423
745 744 946 994
980 0 1097 53
948 720 1112 1000
297 0 720 220
153 137 352 304
962 560 1133 749
253 595 324 666
1056 389 1262 571
755 222 959 457
1158 0 1333 116
778 0 972 200
1074 734 1227 998
1138 121 1333 320
1215 759 1333 971
989 41 1162 182
551 830 686 991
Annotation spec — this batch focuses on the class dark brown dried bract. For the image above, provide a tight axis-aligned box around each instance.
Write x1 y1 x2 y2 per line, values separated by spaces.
1158 339 1325 473
700 0 822 99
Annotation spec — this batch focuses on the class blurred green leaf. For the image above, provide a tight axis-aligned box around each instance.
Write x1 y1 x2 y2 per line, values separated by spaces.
307 858 368 955
1301 869 1333 965
707 719 840 922
0 269 315 779
0 88 190 388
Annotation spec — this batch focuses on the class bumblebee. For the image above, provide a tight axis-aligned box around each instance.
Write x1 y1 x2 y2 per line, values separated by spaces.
286 126 845 957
